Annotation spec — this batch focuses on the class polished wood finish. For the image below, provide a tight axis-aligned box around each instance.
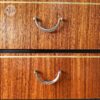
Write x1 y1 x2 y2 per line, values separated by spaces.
2 0 100 3
0 3 100 49
0 58 100 99
0 1 100 99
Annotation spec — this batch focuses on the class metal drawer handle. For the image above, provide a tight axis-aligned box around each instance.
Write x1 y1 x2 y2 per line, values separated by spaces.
34 70 62 85
33 17 63 33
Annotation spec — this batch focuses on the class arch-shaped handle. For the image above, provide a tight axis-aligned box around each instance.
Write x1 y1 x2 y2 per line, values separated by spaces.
34 70 62 85
33 17 63 33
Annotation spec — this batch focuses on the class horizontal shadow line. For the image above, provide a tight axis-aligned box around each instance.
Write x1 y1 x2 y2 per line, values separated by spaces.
0 49 99 53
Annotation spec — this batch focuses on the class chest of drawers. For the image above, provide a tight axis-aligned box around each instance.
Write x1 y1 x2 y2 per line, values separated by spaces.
0 0 100 99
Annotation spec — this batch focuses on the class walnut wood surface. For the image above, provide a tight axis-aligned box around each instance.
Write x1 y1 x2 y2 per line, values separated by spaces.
0 1 100 99
0 3 100 49
0 58 100 99
1 0 100 3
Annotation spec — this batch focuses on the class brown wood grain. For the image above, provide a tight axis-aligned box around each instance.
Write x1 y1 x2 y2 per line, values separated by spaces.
0 3 100 49
1 0 100 3
0 1 100 99
0 57 100 99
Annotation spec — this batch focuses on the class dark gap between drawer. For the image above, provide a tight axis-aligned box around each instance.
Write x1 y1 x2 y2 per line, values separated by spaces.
0 49 99 53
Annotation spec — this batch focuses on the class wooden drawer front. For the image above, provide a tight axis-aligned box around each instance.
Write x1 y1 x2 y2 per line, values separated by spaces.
0 58 100 99
0 3 100 49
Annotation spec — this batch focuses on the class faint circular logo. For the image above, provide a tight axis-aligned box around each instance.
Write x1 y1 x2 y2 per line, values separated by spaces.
4 5 16 17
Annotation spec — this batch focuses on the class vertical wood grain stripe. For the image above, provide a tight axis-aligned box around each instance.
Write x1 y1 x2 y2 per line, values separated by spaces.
0 1 100 5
